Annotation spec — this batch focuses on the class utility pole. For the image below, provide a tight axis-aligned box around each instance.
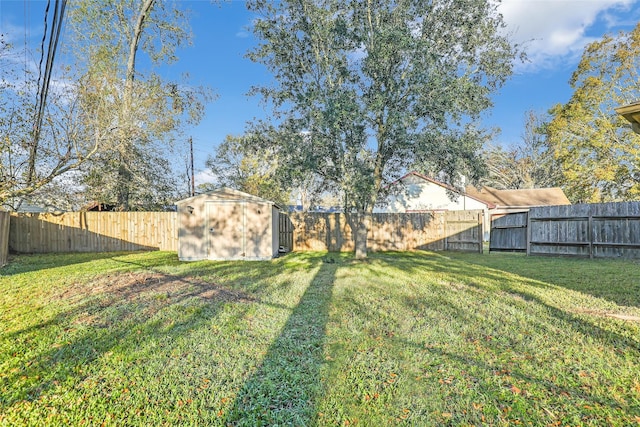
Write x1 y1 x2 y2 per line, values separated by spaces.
190 137 195 197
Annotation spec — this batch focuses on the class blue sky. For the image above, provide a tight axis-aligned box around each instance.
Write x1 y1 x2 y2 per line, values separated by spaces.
2 0 640 185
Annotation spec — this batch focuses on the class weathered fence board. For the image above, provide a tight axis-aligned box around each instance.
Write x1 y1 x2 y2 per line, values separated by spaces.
279 213 294 252
492 202 640 259
444 210 484 252
0 210 9 267
290 211 483 253
9 212 178 253
489 212 528 252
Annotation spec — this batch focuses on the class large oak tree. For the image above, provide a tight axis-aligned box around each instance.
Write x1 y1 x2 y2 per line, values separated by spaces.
247 0 521 257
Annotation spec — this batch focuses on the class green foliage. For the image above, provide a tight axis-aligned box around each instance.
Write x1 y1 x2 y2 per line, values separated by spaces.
1 251 639 425
205 134 292 208
547 23 640 203
0 1 212 210
246 0 520 255
67 0 212 210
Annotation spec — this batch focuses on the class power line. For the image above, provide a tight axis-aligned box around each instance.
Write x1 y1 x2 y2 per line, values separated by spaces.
34 0 50 106
24 0 30 84
27 0 67 186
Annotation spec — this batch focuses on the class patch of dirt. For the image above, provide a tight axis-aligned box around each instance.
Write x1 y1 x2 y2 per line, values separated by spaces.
58 272 255 304
605 313 640 322
61 272 257 328
573 308 640 322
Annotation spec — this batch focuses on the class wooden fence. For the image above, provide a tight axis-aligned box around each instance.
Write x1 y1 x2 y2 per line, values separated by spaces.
489 212 528 253
0 210 9 267
289 210 483 253
9 212 178 253
279 212 294 251
7 210 482 255
489 202 640 259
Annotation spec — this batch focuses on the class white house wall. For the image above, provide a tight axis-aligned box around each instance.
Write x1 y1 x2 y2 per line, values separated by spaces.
376 178 486 213
376 176 491 240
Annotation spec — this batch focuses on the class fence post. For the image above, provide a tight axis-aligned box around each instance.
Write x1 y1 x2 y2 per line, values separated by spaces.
526 211 532 256
443 212 448 251
588 213 593 259
0 210 9 267
478 212 483 253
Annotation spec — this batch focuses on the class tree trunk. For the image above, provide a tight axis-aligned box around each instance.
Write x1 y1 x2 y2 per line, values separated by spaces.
115 0 154 211
354 212 371 259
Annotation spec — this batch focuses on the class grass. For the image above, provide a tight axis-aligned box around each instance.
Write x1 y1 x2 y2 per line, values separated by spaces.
1 250 639 426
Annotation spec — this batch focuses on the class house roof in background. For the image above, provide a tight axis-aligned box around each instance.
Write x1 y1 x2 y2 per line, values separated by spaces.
465 186 570 208
14 202 61 213
393 171 570 209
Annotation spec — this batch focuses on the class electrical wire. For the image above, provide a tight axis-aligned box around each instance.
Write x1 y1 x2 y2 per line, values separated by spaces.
27 0 67 185
37 0 67 127
34 0 50 109
24 0 30 86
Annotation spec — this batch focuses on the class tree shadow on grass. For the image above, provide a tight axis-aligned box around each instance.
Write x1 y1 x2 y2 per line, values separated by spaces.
0 251 134 276
375 252 640 351
389 333 637 424
325 253 638 423
225 258 338 426
447 251 640 309
0 256 299 420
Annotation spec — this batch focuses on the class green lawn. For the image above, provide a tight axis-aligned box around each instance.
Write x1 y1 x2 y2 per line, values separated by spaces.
1 250 639 426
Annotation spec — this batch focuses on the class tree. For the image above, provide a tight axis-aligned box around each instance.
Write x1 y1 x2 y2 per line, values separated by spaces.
482 111 563 190
67 0 211 210
1 1 210 210
0 5 103 207
205 134 292 208
547 23 640 203
247 0 521 258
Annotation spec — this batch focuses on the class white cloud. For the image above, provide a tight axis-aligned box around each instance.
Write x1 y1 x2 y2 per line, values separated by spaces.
194 169 217 187
498 0 638 72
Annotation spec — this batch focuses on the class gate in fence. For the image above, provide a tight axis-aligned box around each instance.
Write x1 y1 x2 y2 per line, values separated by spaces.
489 212 528 253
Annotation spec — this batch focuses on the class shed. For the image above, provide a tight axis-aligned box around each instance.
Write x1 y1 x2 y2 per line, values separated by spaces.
175 188 281 261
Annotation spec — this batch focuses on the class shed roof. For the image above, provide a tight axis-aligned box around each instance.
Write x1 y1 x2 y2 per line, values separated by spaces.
464 186 570 208
175 187 280 208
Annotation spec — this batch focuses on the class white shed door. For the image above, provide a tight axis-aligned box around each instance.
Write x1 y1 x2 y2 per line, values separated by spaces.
206 202 245 259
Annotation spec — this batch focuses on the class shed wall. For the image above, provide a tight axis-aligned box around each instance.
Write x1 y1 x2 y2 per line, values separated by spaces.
178 197 207 261
177 192 278 261
242 201 274 260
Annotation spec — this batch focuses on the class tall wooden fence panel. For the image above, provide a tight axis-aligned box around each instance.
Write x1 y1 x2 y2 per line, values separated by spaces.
0 210 9 267
9 212 178 253
489 212 528 253
443 210 484 253
279 212 294 252
528 202 640 258
290 211 483 253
